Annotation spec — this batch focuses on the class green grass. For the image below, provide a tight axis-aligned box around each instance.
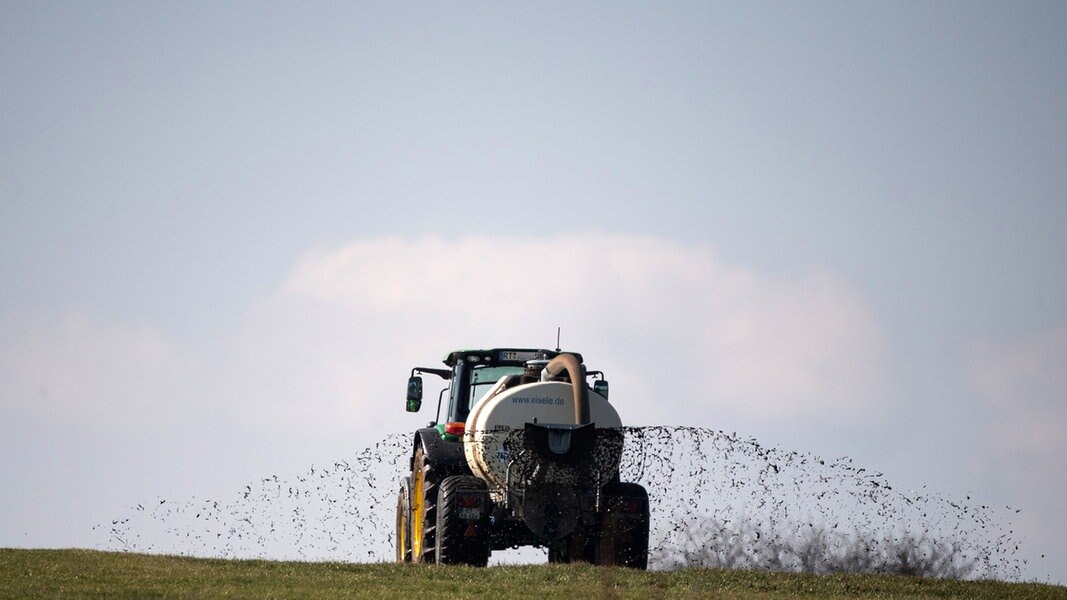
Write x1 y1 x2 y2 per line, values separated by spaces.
1 549 1063 599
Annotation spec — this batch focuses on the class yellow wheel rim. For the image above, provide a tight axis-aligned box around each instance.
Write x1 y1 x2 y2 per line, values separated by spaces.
412 467 424 559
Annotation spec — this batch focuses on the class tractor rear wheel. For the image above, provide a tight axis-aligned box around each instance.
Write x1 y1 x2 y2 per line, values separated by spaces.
596 482 650 569
435 475 490 566
411 446 440 564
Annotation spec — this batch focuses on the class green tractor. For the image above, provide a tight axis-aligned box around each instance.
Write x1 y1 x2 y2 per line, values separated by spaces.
396 348 650 567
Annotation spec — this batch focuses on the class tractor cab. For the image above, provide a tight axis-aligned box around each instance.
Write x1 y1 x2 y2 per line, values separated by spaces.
407 348 589 425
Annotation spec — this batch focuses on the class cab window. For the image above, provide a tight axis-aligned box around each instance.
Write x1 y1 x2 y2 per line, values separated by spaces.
468 365 524 408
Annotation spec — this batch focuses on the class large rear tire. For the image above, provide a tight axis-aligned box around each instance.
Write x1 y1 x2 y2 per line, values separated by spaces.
596 482 649 569
435 475 490 567
411 446 440 564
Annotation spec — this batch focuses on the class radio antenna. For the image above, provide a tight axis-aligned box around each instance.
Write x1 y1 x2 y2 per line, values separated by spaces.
555 327 561 352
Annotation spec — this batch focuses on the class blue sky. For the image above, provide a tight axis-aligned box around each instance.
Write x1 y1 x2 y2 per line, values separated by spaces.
2 1 1065 582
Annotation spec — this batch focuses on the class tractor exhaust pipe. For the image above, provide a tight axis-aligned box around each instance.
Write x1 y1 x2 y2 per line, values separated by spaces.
540 353 589 425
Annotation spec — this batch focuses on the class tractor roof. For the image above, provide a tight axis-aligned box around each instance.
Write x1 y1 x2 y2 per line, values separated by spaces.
442 348 584 368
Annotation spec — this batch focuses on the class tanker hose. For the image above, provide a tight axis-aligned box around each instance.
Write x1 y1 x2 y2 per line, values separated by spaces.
540 353 589 425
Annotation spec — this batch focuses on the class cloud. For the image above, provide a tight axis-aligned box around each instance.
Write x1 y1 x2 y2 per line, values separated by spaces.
277 232 891 425
1 232 891 443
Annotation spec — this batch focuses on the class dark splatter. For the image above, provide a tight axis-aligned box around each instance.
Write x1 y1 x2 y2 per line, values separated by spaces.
99 427 1022 579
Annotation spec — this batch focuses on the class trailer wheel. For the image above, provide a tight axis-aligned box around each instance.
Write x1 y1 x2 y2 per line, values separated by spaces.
435 475 490 567
597 482 649 569
411 446 440 564
395 478 412 563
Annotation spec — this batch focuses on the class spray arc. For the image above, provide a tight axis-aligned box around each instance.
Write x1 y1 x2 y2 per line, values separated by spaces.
398 348 650 567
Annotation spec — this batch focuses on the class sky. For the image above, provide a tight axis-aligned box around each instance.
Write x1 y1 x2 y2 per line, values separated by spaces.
1 0 1065 583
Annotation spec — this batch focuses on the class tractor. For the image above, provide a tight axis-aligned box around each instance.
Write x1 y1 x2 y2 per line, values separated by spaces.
396 348 650 568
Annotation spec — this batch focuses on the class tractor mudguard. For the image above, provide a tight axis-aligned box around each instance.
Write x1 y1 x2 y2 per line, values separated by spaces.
411 427 468 472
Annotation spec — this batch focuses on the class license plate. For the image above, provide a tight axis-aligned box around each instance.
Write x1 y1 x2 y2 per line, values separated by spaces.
459 507 481 520
498 350 540 362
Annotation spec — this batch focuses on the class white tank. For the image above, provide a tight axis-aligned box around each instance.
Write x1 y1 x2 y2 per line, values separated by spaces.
463 380 622 490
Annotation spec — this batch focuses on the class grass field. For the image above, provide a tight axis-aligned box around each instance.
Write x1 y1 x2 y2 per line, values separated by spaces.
2 549 1064 599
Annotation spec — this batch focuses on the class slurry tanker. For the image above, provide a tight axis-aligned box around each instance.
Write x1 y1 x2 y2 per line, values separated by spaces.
396 348 649 567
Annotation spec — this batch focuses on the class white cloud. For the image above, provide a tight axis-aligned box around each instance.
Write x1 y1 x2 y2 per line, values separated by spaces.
1 233 891 446
277 232 891 425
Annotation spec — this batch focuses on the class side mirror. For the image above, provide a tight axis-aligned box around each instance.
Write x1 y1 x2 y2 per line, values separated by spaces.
406 376 423 412
593 379 609 400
